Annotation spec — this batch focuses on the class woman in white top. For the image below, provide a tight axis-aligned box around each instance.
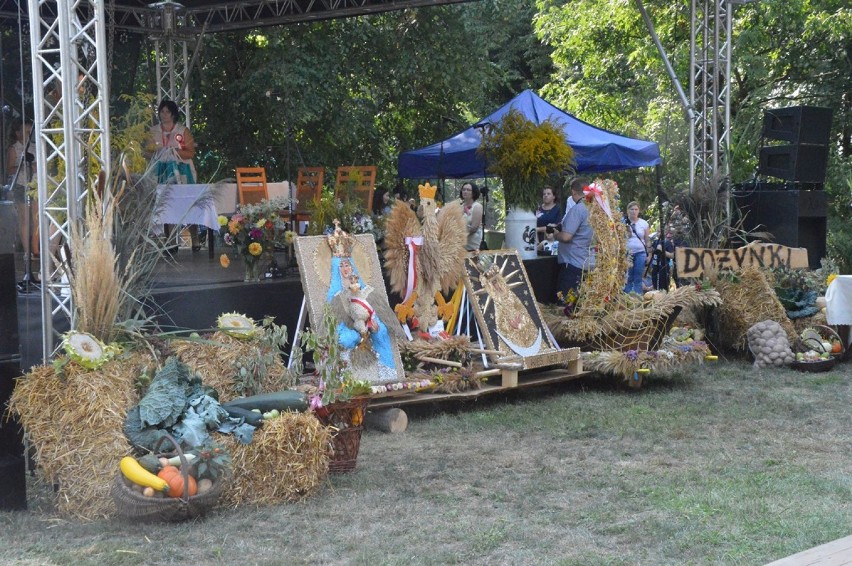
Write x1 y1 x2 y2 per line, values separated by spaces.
146 100 200 251
623 200 651 294
460 182 483 252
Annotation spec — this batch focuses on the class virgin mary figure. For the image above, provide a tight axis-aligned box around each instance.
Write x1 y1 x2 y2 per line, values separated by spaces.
325 225 403 384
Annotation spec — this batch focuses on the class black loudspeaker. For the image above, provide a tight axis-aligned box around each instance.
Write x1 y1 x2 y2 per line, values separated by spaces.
758 144 829 184
0 203 26 511
759 106 832 185
762 106 833 145
733 189 827 269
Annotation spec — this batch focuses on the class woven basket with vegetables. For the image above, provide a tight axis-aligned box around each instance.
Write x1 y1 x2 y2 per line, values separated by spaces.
790 325 843 372
112 434 229 522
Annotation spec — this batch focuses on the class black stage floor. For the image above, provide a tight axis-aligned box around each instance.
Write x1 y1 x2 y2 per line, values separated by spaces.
13 246 559 371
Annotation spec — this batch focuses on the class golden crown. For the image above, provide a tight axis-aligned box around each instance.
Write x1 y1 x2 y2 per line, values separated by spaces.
418 182 437 200
326 219 355 257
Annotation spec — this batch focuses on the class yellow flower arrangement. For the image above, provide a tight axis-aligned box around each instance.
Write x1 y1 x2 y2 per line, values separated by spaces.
478 108 575 211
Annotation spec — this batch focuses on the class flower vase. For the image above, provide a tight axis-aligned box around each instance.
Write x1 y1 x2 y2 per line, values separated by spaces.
504 207 538 260
243 259 262 282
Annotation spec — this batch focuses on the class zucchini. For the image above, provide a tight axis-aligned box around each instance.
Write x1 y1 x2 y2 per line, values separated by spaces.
223 405 265 426
137 453 162 474
222 390 308 413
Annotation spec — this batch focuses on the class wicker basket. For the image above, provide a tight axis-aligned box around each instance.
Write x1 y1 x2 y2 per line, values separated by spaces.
790 357 837 373
112 434 227 522
315 397 369 474
795 324 845 358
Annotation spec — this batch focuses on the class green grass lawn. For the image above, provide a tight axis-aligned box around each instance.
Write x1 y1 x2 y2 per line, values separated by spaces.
1 359 850 565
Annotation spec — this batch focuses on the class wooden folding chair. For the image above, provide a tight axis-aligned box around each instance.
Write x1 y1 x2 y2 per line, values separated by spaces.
334 165 377 212
294 167 325 224
236 167 269 206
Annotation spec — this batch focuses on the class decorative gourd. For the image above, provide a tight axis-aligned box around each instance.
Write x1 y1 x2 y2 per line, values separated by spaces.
157 465 198 498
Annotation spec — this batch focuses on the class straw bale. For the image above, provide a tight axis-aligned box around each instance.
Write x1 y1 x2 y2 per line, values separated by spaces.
171 332 289 401
220 412 332 506
792 311 827 333
710 266 796 351
7 349 154 519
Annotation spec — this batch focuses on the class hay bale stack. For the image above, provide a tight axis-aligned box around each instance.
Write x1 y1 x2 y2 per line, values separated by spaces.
8 350 153 519
171 332 290 401
220 412 332 506
710 266 796 351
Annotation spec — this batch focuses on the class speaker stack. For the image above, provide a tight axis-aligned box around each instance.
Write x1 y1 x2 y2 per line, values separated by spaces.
758 106 832 184
734 106 833 269
0 202 27 510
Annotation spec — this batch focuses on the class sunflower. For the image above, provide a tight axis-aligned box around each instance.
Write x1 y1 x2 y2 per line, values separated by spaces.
216 312 258 339
248 242 263 256
62 331 112 369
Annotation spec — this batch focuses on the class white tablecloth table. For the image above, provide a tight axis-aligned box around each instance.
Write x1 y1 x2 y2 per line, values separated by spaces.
826 275 852 357
826 275 852 325
156 184 220 257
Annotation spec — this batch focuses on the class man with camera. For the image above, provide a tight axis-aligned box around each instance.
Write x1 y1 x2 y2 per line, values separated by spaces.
554 177 595 302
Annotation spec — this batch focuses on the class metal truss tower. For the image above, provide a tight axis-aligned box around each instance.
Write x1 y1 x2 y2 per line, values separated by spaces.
150 1 196 122
689 0 732 193
28 0 111 357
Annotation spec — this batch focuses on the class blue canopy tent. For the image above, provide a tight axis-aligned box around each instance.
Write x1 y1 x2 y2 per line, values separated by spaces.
397 89 662 179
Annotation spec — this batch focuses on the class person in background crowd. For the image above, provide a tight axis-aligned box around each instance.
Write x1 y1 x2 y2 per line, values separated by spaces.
372 188 392 216
555 177 595 301
146 99 200 253
537 227 559 256
5 119 37 261
535 185 562 248
623 200 651 295
669 225 688 288
460 181 483 252
649 230 675 291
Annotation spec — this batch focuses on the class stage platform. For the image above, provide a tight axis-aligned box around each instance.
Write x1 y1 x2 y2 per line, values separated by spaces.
13 246 561 371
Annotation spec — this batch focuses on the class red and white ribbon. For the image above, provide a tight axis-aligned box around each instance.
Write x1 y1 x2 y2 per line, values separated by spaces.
583 182 612 219
403 236 423 302
350 297 376 327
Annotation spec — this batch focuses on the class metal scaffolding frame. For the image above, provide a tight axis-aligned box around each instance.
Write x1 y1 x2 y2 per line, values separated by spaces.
28 0 111 358
689 0 732 192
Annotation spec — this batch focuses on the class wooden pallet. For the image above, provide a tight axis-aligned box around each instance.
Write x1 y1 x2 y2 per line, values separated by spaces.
368 364 589 410
764 534 852 566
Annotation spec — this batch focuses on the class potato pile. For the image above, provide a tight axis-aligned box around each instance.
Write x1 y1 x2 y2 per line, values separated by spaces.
746 320 795 368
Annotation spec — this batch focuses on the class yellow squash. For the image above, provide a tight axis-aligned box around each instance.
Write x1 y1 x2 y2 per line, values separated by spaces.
120 456 170 493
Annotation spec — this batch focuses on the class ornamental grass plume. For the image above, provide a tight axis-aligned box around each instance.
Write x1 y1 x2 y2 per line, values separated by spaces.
69 183 124 343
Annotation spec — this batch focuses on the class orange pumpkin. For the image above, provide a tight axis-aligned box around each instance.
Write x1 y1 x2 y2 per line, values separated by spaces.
832 342 842 354
157 465 198 498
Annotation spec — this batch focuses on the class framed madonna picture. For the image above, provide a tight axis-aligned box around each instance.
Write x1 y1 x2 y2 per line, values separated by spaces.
293 222 405 384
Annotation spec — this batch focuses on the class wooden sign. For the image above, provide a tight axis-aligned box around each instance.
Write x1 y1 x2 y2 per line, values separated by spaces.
675 243 809 277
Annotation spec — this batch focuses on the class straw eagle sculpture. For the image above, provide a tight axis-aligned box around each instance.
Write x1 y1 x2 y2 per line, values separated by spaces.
384 182 467 333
